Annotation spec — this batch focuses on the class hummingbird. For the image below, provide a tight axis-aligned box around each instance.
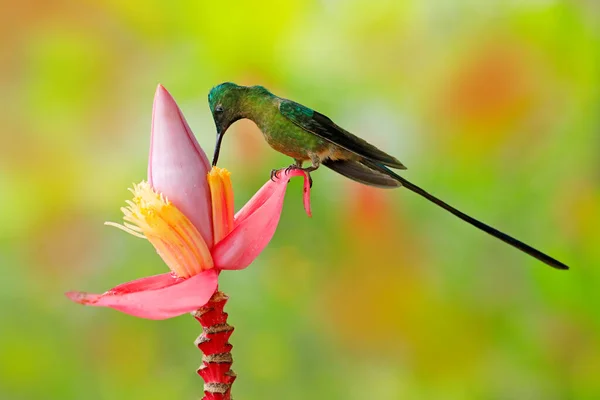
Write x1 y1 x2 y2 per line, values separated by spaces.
208 82 569 270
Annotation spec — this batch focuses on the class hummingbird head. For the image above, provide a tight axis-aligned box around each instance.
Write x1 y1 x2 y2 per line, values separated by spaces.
208 82 244 166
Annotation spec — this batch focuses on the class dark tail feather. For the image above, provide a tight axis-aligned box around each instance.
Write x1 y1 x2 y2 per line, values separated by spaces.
345 160 569 270
323 159 402 188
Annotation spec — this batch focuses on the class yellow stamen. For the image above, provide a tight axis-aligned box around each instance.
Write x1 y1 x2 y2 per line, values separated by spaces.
207 167 235 244
105 181 214 278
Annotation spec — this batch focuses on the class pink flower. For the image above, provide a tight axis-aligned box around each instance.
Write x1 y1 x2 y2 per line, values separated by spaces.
66 85 311 320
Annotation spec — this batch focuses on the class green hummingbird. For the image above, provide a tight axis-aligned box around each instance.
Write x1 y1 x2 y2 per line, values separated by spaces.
208 82 569 270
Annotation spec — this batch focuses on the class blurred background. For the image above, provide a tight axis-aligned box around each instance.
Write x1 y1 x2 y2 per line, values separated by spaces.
1 0 599 399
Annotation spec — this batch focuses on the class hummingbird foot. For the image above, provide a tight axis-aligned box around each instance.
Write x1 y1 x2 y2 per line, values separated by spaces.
282 164 317 188
271 160 319 187
270 167 311 187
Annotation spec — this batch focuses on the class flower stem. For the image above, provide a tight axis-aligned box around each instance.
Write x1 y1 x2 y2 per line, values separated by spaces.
193 291 236 400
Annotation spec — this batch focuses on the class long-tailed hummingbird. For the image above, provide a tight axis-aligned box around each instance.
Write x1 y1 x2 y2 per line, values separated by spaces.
208 82 569 270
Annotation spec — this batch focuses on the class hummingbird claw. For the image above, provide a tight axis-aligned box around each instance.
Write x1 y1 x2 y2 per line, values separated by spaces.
273 164 314 187
270 169 280 182
282 163 314 187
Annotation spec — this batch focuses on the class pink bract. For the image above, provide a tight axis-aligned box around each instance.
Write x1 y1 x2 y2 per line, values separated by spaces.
148 85 214 247
214 169 311 270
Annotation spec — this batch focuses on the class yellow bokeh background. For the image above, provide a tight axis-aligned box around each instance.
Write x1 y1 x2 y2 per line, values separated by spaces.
1 1 599 399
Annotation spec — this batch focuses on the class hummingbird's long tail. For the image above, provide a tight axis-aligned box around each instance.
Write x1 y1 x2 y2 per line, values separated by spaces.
323 158 569 270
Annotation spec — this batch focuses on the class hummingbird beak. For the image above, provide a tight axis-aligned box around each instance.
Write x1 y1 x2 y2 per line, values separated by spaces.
212 129 224 167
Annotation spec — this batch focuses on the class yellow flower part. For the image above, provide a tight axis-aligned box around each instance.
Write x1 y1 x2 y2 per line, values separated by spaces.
105 181 214 278
208 167 235 244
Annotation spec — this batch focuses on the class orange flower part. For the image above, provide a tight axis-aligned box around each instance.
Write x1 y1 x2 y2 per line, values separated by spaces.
208 167 235 244
105 181 214 278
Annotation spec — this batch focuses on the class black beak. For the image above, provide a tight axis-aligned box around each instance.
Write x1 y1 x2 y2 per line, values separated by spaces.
212 129 224 167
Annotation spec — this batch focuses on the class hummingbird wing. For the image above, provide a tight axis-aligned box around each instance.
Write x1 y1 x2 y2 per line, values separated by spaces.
279 100 406 169
323 159 402 188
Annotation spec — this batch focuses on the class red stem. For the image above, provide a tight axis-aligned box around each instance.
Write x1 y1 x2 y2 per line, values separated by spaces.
193 291 236 400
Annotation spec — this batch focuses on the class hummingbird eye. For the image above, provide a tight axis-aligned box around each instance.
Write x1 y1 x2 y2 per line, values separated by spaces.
215 105 224 114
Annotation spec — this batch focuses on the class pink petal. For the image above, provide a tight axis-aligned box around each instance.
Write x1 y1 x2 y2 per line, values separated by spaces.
213 169 312 270
148 84 214 247
234 169 312 225
65 269 219 320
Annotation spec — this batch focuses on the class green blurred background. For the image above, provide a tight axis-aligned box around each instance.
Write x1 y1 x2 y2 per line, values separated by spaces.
1 0 599 399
